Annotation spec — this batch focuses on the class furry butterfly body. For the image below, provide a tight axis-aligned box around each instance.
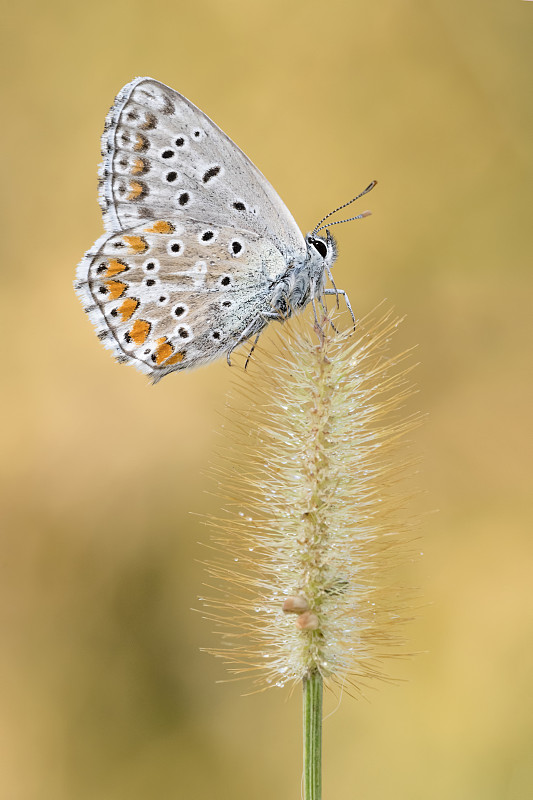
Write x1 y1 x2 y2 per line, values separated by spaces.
75 77 365 381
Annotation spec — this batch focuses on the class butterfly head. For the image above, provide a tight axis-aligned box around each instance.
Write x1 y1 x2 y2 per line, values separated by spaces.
305 230 338 272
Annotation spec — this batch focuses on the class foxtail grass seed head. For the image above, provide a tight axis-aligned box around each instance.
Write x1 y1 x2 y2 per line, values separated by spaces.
201 307 420 694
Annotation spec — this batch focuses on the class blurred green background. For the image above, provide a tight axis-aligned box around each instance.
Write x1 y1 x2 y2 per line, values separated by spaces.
1 1 532 798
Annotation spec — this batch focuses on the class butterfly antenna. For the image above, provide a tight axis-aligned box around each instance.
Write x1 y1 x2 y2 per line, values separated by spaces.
313 180 377 234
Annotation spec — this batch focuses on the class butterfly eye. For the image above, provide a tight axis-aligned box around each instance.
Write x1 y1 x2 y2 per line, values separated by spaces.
310 237 328 258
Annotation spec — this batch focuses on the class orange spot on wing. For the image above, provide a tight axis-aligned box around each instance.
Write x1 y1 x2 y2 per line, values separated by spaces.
134 134 148 152
117 297 139 322
129 319 151 345
123 235 148 253
106 280 127 300
166 352 185 366
131 157 146 175
140 112 157 130
154 337 174 365
145 220 175 234
105 258 128 277
127 181 145 200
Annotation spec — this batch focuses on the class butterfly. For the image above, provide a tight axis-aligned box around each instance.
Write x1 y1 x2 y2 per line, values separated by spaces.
75 77 375 381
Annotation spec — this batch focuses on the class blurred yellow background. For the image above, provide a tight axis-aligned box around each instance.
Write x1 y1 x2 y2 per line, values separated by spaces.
1 1 532 798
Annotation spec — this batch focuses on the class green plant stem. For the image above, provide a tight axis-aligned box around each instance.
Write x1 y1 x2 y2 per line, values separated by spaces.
303 671 323 800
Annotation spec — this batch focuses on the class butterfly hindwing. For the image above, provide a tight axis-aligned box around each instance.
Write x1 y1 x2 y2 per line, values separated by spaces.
76 217 289 380
100 77 306 262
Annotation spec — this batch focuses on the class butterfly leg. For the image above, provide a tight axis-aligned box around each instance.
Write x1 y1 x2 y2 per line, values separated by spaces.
325 265 340 308
319 297 340 334
322 289 356 327
226 312 278 366
244 333 262 370
311 296 320 326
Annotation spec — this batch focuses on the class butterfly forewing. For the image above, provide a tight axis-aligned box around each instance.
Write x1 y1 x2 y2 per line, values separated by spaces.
100 78 306 260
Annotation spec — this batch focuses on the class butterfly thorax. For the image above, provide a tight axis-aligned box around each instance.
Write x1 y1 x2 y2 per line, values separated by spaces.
270 230 336 316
